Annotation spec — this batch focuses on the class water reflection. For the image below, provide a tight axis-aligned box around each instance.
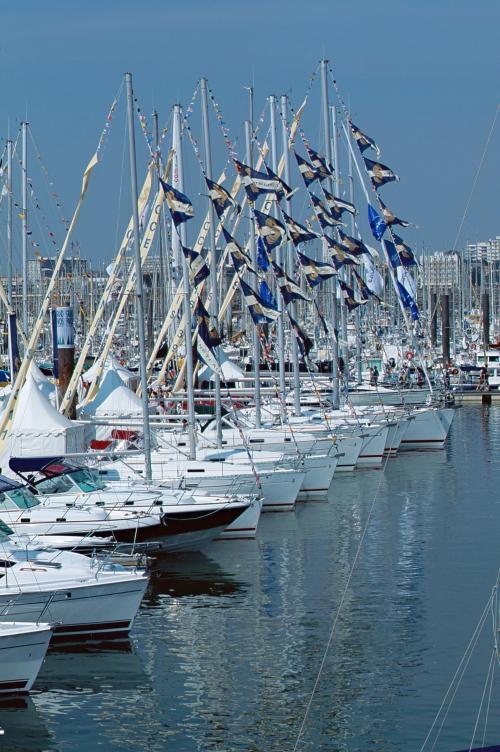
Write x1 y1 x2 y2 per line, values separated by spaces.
0 698 54 752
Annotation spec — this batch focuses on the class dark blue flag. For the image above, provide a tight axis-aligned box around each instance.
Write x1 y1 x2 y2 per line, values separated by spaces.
257 236 270 271
368 204 387 240
384 239 402 269
397 281 419 321
393 233 416 267
160 180 194 225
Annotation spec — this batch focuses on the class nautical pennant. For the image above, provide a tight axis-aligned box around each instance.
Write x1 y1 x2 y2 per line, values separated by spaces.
338 279 367 311
349 121 381 157
254 209 287 251
264 164 295 201
310 193 341 229
364 158 399 188
305 146 333 180
396 279 419 321
272 261 311 305
294 152 321 186
281 210 319 246
379 198 410 228
323 190 357 222
222 228 256 275
338 229 370 256
296 250 336 287
195 298 223 375
234 160 289 202
257 236 270 271
182 246 210 287
160 180 194 225
239 278 280 324
323 236 361 269
393 233 417 267
367 204 387 241
205 177 241 218
288 312 313 358
353 269 380 301
384 239 402 269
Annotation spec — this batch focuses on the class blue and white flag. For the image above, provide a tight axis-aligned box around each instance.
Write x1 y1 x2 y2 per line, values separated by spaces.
296 251 336 287
222 228 256 275
396 278 419 321
338 229 370 256
384 239 401 269
281 210 319 246
350 121 381 157
323 236 361 269
239 278 280 324
338 279 367 311
195 298 223 376
272 261 311 305
310 193 341 229
379 198 410 228
294 152 321 186
254 209 287 251
368 204 387 240
288 312 313 358
182 246 210 287
393 233 417 267
364 158 399 188
362 255 384 298
323 191 356 222
257 236 270 271
206 177 240 218
160 180 194 225
305 146 334 181
234 160 289 202
353 269 380 302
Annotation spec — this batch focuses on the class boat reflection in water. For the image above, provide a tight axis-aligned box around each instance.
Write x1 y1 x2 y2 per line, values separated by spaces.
0 697 53 752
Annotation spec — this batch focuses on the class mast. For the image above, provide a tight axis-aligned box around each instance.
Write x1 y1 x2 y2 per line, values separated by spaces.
6 139 13 306
331 104 349 392
320 59 340 409
344 115 362 385
152 110 166 322
173 103 197 459
269 95 286 405
281 94 301 416
200 77 222 449
21 122 28 336
125 72 152 481
245 119 261 428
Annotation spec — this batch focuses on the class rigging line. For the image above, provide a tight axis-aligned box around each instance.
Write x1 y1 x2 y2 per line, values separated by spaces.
452 103 500 252
113 106 129 258
291 447 392 752
481 645 496 747
469 647 496 752
419 588 494 752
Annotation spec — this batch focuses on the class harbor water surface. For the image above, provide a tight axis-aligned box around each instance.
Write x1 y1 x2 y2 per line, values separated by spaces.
3 406 500 751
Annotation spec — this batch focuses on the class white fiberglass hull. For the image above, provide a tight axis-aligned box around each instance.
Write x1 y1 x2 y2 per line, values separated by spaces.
399 408 451 450
355 425 389 467
296 454 338 499
0 574 148 641
349 386 433 407
384 417 409 455
217 496 263 539
0 622 52 693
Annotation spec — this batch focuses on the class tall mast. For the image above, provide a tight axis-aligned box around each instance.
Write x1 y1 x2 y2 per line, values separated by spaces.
152 110 165 322
173 103 197 459
269 95 286 405
320 59 340 409
344 114 362 385
281 94 301 416
125 72 152 481
331 104 349 392
6 139 13 306
21 122 28 335
200 78 223 449
171 105 183 280
245 119 261 429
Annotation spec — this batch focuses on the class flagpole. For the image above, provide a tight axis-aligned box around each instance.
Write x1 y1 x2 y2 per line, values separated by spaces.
344 116 363 385
7 138 13 306
200 77 223 449
245 119 261 429
173 103 197 459
269 95 287 409
125 72 152 481
21 121 28 337
320 59 340 409
281 94 301 417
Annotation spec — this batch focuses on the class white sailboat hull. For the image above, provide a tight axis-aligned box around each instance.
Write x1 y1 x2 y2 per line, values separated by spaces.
0 622 52 693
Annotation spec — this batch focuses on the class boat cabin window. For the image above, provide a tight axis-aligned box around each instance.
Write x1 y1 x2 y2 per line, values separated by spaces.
36 474 75 494
0 493 17 511
67 469 106 493
5 488 39 510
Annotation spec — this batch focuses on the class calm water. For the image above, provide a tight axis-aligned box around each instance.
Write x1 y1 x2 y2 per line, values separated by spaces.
3 406 500 752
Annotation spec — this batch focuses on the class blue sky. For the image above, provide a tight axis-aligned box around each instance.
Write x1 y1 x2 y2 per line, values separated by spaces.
0 0 499 271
